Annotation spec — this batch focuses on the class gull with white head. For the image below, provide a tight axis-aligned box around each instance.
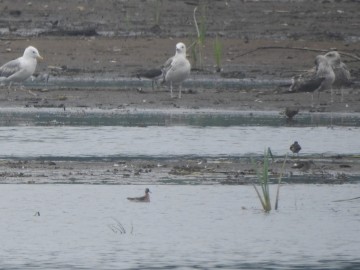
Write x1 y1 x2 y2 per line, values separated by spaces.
162 42 191 98
324 51 351 102
0 46 43 91
324 51 351 87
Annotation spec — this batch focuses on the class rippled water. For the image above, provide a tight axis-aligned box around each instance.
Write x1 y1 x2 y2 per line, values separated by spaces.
0 125 359 159
0 184 359 269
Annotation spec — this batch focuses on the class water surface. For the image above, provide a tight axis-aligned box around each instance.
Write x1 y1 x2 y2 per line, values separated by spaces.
0 184 359 269
0 125 359 159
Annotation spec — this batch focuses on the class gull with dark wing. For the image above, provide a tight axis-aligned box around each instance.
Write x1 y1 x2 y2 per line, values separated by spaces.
134 68 163 90
0 46 43 91
162 42 191 99
324 51 352 102
127 188 151 203
289 55 335 106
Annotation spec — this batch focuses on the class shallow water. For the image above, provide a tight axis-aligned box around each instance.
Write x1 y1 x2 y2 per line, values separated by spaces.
0 125 359 159
0 184 359 269
1 108 360 127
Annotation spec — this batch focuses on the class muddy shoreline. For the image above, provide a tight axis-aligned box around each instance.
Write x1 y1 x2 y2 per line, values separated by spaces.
1 156 360 185
0 0 359 185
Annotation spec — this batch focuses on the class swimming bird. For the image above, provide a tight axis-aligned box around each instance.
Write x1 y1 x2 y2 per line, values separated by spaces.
290 141 301 155
0 46 43 90
289 55 335 106
127 188 151 202
162 42 191 99
324 51 352 102
135 68 163 90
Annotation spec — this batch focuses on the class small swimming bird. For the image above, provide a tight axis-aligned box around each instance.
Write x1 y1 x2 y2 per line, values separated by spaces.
162 42 191 99
290 141 301 155
135 68 163 90
127 188 151 202
324 51 352 102
289 55 335 105
0 46 43 90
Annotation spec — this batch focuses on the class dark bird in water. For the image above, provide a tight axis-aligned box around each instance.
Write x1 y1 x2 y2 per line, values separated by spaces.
127 188 151 202
135 68 163 90
284 107 299 120
290 141 301 155
324 51 352 102
289 55 335 105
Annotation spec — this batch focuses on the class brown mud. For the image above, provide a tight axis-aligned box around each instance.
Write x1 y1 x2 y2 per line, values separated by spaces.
0 0 359 184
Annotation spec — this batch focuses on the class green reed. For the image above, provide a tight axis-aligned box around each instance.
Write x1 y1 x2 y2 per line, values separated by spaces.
153 0 163 26
252 148 287 212
191 4 207 68
213 35 223 72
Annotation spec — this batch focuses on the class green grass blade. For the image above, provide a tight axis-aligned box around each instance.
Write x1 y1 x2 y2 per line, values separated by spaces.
275 153 288 210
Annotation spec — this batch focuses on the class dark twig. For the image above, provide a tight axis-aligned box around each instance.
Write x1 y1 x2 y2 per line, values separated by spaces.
333 196 360 202
236 46 360 61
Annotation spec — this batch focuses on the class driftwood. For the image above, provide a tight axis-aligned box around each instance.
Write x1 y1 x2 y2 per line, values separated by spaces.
237 46 360 62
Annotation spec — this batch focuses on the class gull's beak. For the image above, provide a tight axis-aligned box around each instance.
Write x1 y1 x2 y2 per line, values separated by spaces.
37 55 44 61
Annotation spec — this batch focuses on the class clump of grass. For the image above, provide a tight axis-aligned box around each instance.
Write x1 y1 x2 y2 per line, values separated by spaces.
198 5 207 46
191 5 207 68
213 35 223 72
252 148 287 212
124 12 130 33
153 0 163 26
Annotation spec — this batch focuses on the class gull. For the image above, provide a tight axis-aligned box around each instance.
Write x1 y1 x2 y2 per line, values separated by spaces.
324 51 351 102
135 68 163 90
0 46 43 93
127 188 151 202
289 55 335 106
162 42 191 98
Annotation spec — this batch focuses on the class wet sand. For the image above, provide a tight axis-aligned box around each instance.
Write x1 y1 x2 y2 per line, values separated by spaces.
0 0 359 184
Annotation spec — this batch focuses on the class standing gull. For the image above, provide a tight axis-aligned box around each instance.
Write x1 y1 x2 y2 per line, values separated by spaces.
162 42 191 99
289 55 335 106
0 46 43 91
324 51 351 102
